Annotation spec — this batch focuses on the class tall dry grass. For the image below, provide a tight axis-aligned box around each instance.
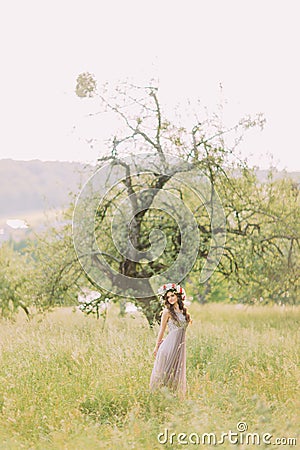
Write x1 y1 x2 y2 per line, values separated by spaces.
0 303 299 449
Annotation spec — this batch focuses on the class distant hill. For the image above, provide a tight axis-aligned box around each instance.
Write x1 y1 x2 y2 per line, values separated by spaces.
0 159 299 219
0 159 94 218
253 169 300 183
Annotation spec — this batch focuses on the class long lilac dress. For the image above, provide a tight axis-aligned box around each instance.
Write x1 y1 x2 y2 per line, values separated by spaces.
150 310 188 395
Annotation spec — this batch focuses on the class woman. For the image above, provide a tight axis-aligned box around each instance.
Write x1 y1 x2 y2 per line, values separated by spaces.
149 283 191 397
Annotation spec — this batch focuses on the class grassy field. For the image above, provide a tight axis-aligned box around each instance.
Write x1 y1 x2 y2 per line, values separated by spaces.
0 303 299 449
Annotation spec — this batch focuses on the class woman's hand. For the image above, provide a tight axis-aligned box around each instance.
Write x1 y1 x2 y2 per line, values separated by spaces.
153 339 164 358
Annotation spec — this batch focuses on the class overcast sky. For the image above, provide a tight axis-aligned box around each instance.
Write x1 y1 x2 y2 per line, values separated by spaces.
1 0 299 171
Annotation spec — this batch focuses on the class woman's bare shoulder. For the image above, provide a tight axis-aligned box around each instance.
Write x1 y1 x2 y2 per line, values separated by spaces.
161 307 170 317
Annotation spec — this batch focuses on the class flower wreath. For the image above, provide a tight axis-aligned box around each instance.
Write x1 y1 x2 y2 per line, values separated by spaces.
157 283 186 302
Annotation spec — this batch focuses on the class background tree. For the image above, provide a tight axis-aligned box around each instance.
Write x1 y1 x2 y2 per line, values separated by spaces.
0 242 32 319
220 172 299 304
72 77 297 324
2 78 298 322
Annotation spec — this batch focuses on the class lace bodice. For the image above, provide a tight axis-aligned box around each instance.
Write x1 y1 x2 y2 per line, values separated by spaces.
167 310 188 332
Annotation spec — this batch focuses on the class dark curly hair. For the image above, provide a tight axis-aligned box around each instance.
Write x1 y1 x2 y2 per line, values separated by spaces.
163 289 191 325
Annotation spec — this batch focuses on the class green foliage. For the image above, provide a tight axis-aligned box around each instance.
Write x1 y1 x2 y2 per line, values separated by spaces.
1 84 299 321
0 242 33 318
216 171 300 304
27 213 85 311
0 208 93 318
78 294 110 321
1 164 298 322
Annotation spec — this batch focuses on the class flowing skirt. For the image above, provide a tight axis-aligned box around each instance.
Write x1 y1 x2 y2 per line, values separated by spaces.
149 327 186 396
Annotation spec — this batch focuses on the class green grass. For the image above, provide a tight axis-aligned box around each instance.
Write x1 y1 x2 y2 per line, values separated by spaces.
0 303 299 449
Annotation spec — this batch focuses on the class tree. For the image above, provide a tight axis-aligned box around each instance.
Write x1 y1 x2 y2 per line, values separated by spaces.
220 172 299 304
4 78 297 322
74 77 295 324
23 206 114 312
0 242 31 319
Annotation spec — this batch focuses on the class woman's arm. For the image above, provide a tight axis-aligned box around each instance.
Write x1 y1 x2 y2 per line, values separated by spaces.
153 309 169 357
